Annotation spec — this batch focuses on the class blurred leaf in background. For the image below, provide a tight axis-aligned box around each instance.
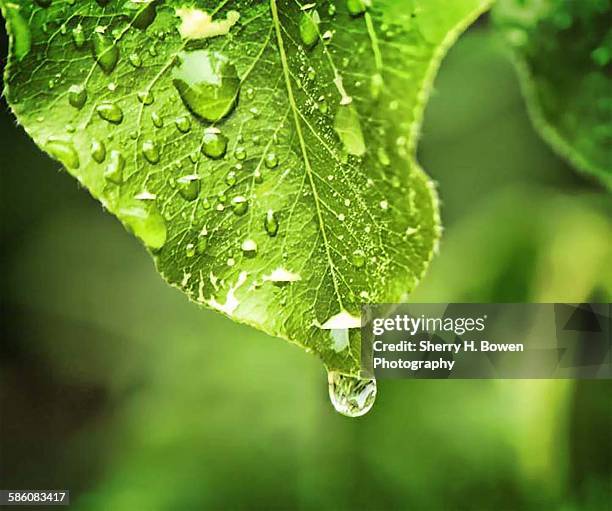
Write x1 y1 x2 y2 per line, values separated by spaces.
1 13 611 511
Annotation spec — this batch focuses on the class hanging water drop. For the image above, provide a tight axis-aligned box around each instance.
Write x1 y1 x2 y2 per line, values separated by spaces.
34 0 52 8
45 138 80 169
96 102 123 124
327 371 376 417
264 209 279 237
104 150 125 184
172 50 240 122
92 29 119 74
91 139 106 163
202 129 228 159
68 84 87 109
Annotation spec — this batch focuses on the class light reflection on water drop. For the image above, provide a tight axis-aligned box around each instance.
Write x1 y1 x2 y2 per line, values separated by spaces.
327 371 376 417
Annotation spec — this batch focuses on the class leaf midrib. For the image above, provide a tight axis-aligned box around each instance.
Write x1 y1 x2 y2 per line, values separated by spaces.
269 0 344 312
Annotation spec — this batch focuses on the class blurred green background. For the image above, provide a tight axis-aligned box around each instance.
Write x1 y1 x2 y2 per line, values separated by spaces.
1 16 611 511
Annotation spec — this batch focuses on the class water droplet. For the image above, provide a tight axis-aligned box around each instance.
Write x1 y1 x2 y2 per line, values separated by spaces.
45 138 79 169
231 196 248 216
72 24 85 49
96 102 123 124
137 90 154 105
234 146 246 160
241 239 258 257
299 10 319 49
141 139 160 164
177 174 200 201
128 53 142 67
202 129 228 159
91 138 106 163
175 115 191 133
117 198 167 250
34 0 52 8
123 0 157 30
3 4 30 61
197 233 208 254
172 50 240 122
104 150 125 184
68 84 87 109
225 170 237 186
92 29 119 74
246 87 254 100
264 152 278 169
346 0 366 16
151 111 163 128
351 249 365 268
334 104 365 156
379 200 388 210
185 242 196 258
377 147 390 166
264 209 279 237
328 371 376 417
371 73 383 99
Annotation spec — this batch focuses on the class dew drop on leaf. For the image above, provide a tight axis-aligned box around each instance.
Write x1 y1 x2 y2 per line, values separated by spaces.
175 115 191 133
172 50 240 122
241 239 257 257
351 249 365 268
45 138 79 169
104 149 125 184
202 129 228 159
123 0 157 30
177 174 200 201
264 209 279 237
264 152 278 169
137 90 154 105
90 138 106 163
96 102 123 124
347 0 367 17
117 199 167 250
72 24 85 49
185 242 196 258
68 84 87 109
234 146 246 160
141 139 160 164
128 53 142 67
327 371 376 417
334 104 365 156
225 170 237 186
92 29 120 74
231 196 248 216
151 111 163 128
299 11 319 49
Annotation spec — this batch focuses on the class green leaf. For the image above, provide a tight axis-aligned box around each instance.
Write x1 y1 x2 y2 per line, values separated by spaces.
1 0 488 375
494 0 612 188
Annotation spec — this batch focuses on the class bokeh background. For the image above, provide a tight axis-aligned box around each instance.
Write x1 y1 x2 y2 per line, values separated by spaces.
1 15 611 511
